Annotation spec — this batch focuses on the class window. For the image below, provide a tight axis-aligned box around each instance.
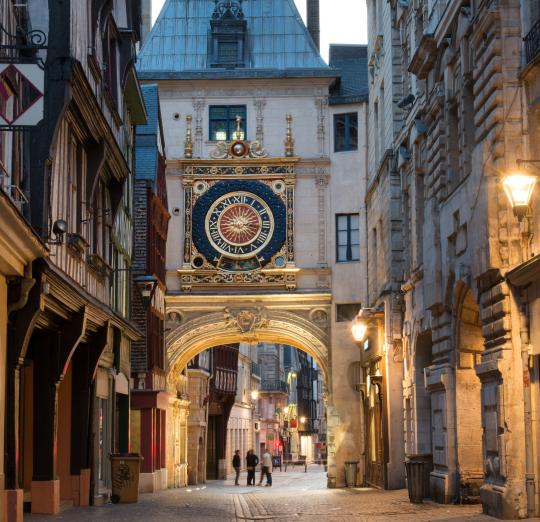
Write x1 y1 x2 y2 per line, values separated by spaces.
209 105 246 141
218 41 239 64
336 303 362 322
336 214 360 262
334 113 358 152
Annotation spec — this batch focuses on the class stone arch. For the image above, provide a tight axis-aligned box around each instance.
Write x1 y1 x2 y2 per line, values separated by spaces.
453 281 484 501
166 309 329 384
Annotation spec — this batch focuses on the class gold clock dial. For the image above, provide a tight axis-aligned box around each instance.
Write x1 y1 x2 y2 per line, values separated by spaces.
205 192 274 259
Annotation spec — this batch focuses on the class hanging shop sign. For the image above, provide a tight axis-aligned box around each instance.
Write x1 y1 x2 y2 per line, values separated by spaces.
0 63 44 128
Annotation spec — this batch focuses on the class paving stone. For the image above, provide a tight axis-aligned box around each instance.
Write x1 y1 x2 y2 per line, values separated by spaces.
24 467 539 521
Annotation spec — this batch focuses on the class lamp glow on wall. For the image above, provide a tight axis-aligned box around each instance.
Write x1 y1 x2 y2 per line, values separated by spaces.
351 308 382 343
502 169 537 221
251 389 259 400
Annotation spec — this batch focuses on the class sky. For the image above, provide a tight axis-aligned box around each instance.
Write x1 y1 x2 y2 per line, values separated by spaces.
151 0 367 62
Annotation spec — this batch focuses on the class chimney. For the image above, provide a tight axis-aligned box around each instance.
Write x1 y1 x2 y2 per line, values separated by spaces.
306 0 320 51
141 0 152 45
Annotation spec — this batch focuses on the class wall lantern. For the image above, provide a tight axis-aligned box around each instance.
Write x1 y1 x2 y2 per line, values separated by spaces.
502 172 537 221
351 308 383 343
283 405 289 415
133 275 159 309
251 389 259 400
46 219 68 245
299 416 307 424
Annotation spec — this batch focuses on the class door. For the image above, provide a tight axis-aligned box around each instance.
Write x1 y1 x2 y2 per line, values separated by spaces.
365 378 385 487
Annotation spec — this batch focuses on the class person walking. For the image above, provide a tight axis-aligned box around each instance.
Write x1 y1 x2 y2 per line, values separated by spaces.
246 449 259 486
232 449 241 485
258 448 273 486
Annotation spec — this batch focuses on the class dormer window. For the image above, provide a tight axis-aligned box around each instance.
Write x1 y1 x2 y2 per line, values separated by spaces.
209 1 248 68
218 40 239 64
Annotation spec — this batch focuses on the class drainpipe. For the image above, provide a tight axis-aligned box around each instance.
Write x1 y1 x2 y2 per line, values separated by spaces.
363 105 369 305
519 289 535 517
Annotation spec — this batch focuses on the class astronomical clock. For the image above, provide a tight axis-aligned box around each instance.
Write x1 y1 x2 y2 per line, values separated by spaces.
178 117 297 290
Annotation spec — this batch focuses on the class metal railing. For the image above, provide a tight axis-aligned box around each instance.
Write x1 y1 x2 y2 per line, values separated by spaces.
0 164 29 212
261 379 288 393
525 17 540 65
251 361 261 377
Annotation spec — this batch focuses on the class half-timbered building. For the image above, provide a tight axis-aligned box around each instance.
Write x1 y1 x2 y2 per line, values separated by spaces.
130 83 177 492
4 0 146 517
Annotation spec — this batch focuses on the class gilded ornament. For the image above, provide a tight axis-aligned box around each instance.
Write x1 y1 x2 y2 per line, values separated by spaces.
210 141 228 159
284 113 295 157
248 140 269 158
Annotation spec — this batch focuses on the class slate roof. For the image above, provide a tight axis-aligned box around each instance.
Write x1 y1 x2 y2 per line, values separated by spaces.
135 84 160 187
137 0 333 80
329 44 368 105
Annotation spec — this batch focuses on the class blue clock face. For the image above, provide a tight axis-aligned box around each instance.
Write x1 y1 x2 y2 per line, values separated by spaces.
192 180 286 270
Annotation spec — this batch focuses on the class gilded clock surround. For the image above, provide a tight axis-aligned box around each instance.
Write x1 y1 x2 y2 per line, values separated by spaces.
177 157 298 290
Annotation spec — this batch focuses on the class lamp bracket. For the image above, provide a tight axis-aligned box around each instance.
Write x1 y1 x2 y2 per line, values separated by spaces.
516 159 540 171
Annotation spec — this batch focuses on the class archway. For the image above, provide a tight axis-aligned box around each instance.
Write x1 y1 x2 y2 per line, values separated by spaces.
166 309 329 380
164 293 333 486
454 285 484 501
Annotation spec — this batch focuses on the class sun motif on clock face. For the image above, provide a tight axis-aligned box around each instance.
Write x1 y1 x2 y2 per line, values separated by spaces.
205 192 274 259
218 204 261 245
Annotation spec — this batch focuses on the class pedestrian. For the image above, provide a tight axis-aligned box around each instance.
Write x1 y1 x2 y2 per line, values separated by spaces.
232 449 241 485
246 449 259 486
258 447 273 486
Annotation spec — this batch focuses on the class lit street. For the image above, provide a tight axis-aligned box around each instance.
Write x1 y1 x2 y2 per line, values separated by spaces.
3 0 540 519
25 467 509 522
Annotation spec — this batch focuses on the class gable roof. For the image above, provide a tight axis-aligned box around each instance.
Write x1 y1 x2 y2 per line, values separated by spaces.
137 0 333 80
329 44 368 104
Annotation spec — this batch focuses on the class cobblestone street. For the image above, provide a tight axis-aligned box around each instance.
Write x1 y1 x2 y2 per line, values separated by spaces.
25 466 534 522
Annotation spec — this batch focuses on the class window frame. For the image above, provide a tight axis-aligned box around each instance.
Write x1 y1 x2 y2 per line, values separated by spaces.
208 105 247 141
336 213 360 263
333 112 358 152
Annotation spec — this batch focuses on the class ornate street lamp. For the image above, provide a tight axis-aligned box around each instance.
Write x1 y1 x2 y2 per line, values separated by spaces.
502 171 537 221
133 274 159 309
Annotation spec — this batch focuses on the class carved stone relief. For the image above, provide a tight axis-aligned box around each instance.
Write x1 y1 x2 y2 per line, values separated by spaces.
315 174 329 267
315 97 328 156
192 95 206 157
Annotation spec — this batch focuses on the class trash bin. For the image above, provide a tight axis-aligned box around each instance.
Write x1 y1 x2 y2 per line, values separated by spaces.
344 461 359 487
405 457 426 503
110 453 142 503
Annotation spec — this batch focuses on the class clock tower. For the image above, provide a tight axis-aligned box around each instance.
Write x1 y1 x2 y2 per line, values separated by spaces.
177 126 298 289
138 0 369 490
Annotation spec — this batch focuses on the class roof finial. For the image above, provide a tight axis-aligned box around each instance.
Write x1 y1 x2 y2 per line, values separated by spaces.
284 113 295 157
234 114 243 140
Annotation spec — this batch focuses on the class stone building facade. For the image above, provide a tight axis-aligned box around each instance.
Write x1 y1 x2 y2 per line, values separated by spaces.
224 343 260 477
364 0 406 490
367 0 540 517
139 0 369 488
